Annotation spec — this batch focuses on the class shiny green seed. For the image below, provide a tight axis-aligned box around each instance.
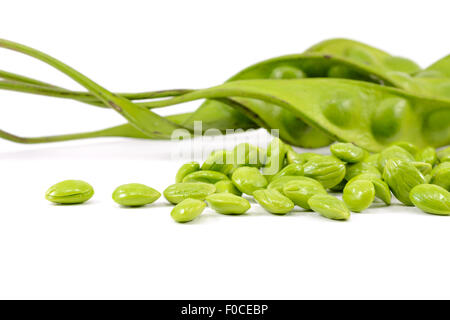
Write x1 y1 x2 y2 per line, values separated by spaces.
233 143 265 168
205 193 250 215
253 189 294 215
231 166 267 195
378 145 414 171
303 155 346 189
45 180 94 204
307 194 350 221
163 182 216 204
175 162 200 183
270 163 304 182
343 180 375 212
438 146 450 163
411 161 433 176
282 178 327 210
270 66 306 79
112 183 160 207
201 150 234 174
329 179 347 192
214 180 242 196
182 170 229 184
392 141 419 156
410 184 450 216
383 159 427 205
345 162 381 181
415 147 438 166
348 173 391 205
286 150 321 165
362 153 380 167
268 175 313 194
430 162 450 191
263 138 289 176
330 143 365 163
170 198 206 223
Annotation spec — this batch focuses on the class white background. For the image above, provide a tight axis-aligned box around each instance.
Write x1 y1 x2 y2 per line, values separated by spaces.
0 0 449 299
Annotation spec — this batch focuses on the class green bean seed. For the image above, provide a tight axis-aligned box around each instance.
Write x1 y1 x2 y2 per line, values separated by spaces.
231 166 268 195
329 179 347 192
307 194 350 221
112 183 160 207
182 170 229 184
286 150 321 165
378 146 415 171
267 175 312 194
392 141 419 156
362 153 380 167
263 138 289 176
233 143 265 168
171 198 206 223
437 146 450 163
415 147 437 166
348 173 391 205
214 180 242 196
410 184 450 216
163 182 216 204
201 150 234 174
303 155 346 189
45 180 94 204
205 193 250 215
175 162 200 183
430 162 450 191
282 178 327 209
270 163 304 182
253 189 294 215
345 162 382 181
343 179 375 212
411 161 433 176
270 66 306 79
330 142 365 163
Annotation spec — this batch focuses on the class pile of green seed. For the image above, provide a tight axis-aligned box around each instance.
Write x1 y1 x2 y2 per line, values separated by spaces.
45 139 450 223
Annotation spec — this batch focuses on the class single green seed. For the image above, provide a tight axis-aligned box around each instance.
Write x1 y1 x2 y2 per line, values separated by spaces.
362 153 380 167
201 150 234 174
231 166 268 195
112 183 160 207
182 170 229 184
175 162 200 183
391 141 419 156
329 179 347 192
233 143 265 168
415 147 438 166
45 179 94 204
253 189 294 215
163 182 216 204
303 155 346 189
205 193 250 215
430 162 450 191
214 180 242 196
330 142 365 163
437 146 450 163
270 66 306 79
345 162 381 181
411 161 433 176
343 180 375 212
286 150 321 165
410 184 450 216
282 178 327 210
378 145 414 171
307 194 350 221
263 138 289 176
267 175 313 194
170 198 206 223
270 163 304 182
348 173 391 205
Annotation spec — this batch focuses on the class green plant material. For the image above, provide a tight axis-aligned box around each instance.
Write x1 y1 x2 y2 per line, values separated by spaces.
214 180 242 196
267 176 313 194
231 166 268 195
411 161 433 176
263 138 289 177
330 142 365 163
286 150 321 165
378 146 415 171
343 179 375 212
45 180 94 204
270 65 306 79
415 147 438 165
163 182 216 204
201 150 234 174
205 193 250 215
233 143 265 168
329 179 347 192
112 183 161 207
175 162 200 183
348 173 391 205
182 170 229 184
345 162 382 181
253 189 294 215
282 178 327 209
270 163 304 182
410 184 450 215
383 159 427 205
307 194 351 221
391 141 419 156
303 155 346 188
170 198 206 223
362 153 380 167
437 146 450 163
430 162 450 191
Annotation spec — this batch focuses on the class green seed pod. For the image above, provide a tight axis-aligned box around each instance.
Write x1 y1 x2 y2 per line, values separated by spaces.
345 162 382 181
415 147 438 166
410 184 450 216
378 146 414 171
270 163 304 182
270 65 306 79
112 183 161 207
214 180 242 196
286 150 321 165
231 166 268 195
430 162 450 191
343 180 375 212
282 178 327 209
170 198 206 223
201 150 234 174
330 142 365 163
307 194 350 221
348 173 391 205
303 156 346 189
45 179 94 204
182 170 229 184
411 161 433 176
253 189 294 215
268 175 313 194
233 143 265 168
383 159 427 205
175 162 200 183
163 182 216 204
205 193 250 215
437 146 450 163
391 141 419 156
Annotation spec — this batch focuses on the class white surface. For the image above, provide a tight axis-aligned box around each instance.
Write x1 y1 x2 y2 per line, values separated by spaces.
0 0 449 300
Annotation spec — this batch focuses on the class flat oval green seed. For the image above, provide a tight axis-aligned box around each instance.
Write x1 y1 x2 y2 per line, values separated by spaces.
268 175 314 194
348 173 391 205
182 170 229 184
270 163 304 182
377 145 414 171
214 180 242 196
45 179 94 204
437 146 450 163
392 141 419 156
345 162 381 181
411 161 433 176
362 153 380 167
286 150 321 165
112 183 161 207
330 143 365 163
410 184 450 216
233 143 265 168
231 166 267 195
205 193 250 215
415 147 438 166
175 162 200 183
303 156 346 189
307 194 350 221
343 180 375 212
201 150 234 174
371 98 411 142
253 189 294 215
329 179 347 192
282 178 327 210
163 182 216 204
171 198 206 223
430 162 450 191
